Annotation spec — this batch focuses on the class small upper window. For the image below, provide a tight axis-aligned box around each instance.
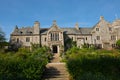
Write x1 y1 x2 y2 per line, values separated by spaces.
20 31 23 34
30 31 32 34
96 28 99 31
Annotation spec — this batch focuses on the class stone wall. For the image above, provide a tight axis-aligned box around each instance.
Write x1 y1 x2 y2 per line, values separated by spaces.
10 17 120 51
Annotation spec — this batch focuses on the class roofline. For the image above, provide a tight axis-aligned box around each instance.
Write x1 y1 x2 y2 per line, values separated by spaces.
11 34 40 36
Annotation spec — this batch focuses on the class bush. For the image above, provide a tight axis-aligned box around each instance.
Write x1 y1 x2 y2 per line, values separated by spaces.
67 55 120 80
0 47 49 80
116 39 120 49
66 48 120 80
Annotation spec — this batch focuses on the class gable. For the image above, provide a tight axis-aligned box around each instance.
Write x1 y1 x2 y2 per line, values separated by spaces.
49 25 61 31
47 20 63 33
91 18 111 33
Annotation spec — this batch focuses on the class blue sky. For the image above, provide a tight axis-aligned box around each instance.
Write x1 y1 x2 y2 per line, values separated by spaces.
0 0 120 41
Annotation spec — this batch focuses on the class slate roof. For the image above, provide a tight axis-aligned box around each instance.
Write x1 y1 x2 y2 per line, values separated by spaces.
40 28 82 34
11 27 92 35
11 27 33 35
80 28 92 34
62 28 81 34
40 28 49 34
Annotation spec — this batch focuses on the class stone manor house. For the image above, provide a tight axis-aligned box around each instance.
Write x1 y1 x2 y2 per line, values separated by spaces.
10 16 120 53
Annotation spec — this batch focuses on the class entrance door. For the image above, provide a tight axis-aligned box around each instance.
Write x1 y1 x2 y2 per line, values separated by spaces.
52 45 58 53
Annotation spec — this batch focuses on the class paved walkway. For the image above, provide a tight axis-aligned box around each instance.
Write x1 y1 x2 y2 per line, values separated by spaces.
50 53 61 63
42 53 69 80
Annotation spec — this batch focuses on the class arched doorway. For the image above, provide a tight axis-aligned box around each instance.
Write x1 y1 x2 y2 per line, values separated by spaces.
52 45 58 53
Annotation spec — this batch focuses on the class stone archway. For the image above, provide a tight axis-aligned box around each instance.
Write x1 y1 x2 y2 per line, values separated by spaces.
51 45 61 63
52 45 58 53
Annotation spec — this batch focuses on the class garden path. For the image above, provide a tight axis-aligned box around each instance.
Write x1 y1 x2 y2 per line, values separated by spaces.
42 53 69 80
51 53 61 63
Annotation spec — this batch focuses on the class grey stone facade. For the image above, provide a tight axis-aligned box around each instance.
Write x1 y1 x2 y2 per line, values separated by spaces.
10 16 120 53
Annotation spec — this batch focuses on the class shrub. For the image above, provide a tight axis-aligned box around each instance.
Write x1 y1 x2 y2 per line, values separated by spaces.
66 47 120 80
0 47 49 80
116 39 120 49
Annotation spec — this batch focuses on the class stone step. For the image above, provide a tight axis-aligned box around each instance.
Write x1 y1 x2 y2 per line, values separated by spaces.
46 63 66 66
46 66 66 70
43 71 68 75
46 67 67 70
46 63 66 67
44 77 69 80
42 63 69 80
45 69 68 73
43 74 69 78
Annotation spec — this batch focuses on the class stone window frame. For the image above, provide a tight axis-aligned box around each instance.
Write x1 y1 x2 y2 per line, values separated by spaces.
20 31 23 34
26 37 30 42
50 32 59 41
71 37 73 40
112 44 116 48
111 35 116 40
86 37 87 40
96 28 99 31
109 27 112 31
29 31 32 34
17 38 19 43
96 36 100 40
45 37 46 41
